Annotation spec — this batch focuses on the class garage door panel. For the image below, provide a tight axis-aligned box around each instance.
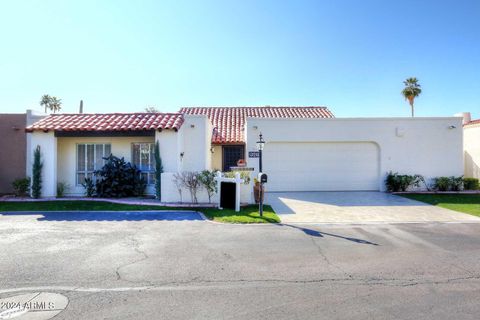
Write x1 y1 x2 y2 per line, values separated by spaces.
263 142 379 191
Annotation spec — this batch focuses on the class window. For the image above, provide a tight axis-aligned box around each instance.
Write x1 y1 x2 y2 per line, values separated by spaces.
222 145 245 171
76 143 111 185
132 143 155 185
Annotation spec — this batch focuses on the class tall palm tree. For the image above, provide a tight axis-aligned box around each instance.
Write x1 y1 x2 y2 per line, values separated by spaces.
40 94 52 113
50 96 62 113
401 77 422 117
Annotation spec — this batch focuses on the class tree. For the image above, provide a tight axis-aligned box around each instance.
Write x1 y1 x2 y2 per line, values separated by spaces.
31 145 43 198
40 94 52 113
198 170 218 203
50 96 62 113
154 141 163 200
39 94 62 114
145 106 160 112
401 77 422 117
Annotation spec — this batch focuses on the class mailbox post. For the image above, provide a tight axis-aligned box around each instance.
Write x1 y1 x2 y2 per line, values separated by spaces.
256 133 266 216
258 173 268 216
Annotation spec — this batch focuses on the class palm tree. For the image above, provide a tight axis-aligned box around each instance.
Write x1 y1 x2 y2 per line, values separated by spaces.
40 94 52 113
50 96 62 113
401 77 422 117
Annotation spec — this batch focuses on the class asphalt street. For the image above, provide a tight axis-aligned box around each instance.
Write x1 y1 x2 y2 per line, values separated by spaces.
1 211 480 319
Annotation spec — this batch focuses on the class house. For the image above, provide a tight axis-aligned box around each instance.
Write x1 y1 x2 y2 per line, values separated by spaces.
0 113 27 194
25 106 464 202
460 112 480 179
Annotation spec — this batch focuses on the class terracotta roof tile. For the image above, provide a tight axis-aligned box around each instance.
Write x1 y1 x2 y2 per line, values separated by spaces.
26 113 184 132
465 119 480 127
180 106 334 144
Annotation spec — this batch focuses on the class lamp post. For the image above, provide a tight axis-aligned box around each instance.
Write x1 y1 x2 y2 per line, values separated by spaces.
256 133 265 216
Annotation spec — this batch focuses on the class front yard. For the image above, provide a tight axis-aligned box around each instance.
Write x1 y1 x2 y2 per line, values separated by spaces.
0 201 280 224
401 194 480 217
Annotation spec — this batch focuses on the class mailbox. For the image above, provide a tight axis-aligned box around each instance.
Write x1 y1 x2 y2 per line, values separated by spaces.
258 172 268 184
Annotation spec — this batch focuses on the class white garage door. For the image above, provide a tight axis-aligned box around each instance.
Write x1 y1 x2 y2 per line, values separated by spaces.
263 142 380 191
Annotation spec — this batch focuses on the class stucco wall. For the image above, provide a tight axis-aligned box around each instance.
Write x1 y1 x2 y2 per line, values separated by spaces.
27 131 57 197
57 136 155 196
0 114 26 194
211 145 222 170
246 117 464 191
464 124 480 179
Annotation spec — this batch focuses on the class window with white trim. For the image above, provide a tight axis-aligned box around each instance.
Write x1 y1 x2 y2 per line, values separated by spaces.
76 143 111 185
132 143 155 185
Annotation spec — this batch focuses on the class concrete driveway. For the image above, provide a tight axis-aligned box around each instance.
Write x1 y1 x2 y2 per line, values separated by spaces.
267 191 480 224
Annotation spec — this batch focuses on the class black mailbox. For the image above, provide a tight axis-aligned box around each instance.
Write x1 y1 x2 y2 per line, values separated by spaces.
258 173 268 183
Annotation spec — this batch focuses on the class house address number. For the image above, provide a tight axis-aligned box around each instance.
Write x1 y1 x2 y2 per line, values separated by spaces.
248 151 260 158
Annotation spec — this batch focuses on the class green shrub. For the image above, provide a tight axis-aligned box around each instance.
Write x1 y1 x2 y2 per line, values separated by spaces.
31 145 43 198
82 177 95 197
463 178 479 190
56 182 70 198
432 177 451 191
385 171 423 192
154 141 163 200
198 170 218 203
224 171 251 185
432 176 464 191
449 176 464 191
12 177 30 197
94 155 146 198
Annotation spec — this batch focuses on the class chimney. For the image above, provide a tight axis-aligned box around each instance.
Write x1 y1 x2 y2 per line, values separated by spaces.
79 100 83 114
454 112 471 125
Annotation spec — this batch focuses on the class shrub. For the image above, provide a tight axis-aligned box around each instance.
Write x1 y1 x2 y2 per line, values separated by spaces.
432 176 464 191
224 171 251 185
94 155 146 198
12 177 30 197
385 171 423 192
31 145 43 198
433 177 451 191
198 170 218 203
463 178 479 190
56 182 70 198
449 176 464 191
154 141 163 201
82 177 95 197
173 172 202 203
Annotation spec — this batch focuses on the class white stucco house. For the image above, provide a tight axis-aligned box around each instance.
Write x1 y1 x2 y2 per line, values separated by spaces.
461 112 480 179
25 106 464 203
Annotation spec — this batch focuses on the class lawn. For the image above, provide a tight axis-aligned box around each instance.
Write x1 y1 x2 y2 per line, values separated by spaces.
201 205 280 224
0 201 280 223
401 194 480 217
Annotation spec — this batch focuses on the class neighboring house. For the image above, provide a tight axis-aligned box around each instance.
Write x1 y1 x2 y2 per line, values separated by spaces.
25 106 463 202
0 113 27 194
461 112 480 179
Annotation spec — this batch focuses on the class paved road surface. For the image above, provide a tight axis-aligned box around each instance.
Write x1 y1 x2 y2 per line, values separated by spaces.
0 211 479 319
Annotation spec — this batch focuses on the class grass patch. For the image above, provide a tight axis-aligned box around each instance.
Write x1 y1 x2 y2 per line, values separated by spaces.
0 201 280 224
195 205 279 224
401 194 480 217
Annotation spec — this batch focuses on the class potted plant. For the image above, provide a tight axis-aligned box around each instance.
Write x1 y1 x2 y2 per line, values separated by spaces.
253 178 264 204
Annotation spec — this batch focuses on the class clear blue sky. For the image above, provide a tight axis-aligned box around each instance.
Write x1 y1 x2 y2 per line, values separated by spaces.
0 0 479 118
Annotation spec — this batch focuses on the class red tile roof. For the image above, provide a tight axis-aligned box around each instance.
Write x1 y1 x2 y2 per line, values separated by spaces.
465 119 480 127
180 106 334 144
26 113 184 132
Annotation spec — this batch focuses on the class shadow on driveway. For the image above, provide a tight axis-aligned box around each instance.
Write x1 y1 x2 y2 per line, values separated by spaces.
0 211 203 222
280 224 379 246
